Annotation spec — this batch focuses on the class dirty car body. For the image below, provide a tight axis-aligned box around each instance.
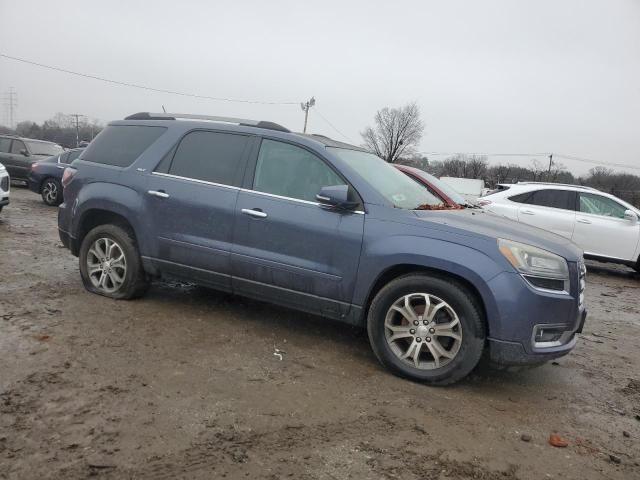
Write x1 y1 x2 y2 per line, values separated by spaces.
58 113 587 384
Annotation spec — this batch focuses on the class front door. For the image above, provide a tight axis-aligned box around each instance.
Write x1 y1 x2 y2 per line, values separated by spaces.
2 139 31 180
231 139 365 320
573 192 640 261
145 129 253 290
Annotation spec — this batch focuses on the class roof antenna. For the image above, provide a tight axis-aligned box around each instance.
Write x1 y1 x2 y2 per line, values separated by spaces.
162 105 167 113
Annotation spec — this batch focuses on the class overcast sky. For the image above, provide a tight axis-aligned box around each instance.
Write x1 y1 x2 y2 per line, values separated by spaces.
1 0 639 174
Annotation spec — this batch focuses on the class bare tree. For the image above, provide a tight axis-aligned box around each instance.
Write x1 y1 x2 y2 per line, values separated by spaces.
361 102 424 163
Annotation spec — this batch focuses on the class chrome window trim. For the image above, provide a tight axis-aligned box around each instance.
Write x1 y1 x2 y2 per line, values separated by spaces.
151 171 365 214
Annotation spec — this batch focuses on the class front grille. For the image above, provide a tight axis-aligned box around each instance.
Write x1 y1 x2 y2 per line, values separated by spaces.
578 259 586 308
0 175 8 192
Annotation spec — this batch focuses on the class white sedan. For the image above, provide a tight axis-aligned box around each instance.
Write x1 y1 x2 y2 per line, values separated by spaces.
0 162 10 214
479 182 640 270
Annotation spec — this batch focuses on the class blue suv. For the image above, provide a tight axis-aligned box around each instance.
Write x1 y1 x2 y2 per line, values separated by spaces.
58 113 587 385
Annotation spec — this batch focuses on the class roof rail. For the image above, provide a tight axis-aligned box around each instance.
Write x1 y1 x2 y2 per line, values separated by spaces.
516 181 596 191
124 112 290 133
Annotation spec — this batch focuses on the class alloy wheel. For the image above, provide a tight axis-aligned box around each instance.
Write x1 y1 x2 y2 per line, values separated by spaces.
86 237 127 293
42 181 58 204
384 293 463 369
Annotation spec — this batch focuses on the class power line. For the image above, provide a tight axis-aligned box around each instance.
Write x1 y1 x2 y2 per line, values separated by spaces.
314 108 354 143
422 152 640 171
0 53 299 105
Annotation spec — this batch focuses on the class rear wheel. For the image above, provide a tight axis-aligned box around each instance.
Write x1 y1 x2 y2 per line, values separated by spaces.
79 224 148 299
41 178 63 206
367 274 486 385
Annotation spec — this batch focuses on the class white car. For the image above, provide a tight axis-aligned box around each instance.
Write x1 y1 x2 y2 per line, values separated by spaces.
0 162 9 213
479 182 640 270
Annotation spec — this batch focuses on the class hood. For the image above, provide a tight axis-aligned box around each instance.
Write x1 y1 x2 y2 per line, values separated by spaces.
413 208 583 262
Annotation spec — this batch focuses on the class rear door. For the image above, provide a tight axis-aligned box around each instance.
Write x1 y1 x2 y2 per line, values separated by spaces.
231 138 365 319
512 189 577 238
146 130 253 290
573 192 639 261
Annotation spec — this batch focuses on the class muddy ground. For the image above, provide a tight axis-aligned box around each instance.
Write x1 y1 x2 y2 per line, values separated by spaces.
1 187 639 479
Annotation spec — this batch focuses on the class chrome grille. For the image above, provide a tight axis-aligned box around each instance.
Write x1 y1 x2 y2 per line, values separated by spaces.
578 259 586 308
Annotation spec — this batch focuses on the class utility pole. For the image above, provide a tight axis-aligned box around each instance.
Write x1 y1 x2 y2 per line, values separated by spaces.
3 87 17 129
547 154 553 173
300 97 316 133
69 113 84 147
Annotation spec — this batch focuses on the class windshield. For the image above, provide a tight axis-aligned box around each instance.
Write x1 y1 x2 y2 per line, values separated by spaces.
413 169 466 205
25 140 64 156
329 148 445 209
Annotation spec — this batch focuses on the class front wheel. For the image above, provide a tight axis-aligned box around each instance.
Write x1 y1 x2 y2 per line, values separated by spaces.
79 224 149 299
41 178 63 206
367 274 486 385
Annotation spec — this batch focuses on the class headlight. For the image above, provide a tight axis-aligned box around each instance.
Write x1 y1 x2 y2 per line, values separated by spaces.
498 238 569 292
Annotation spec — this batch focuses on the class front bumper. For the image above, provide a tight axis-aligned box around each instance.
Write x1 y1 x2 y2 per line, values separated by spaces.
27 174 41 193
488 309 587 365
0 196 9 207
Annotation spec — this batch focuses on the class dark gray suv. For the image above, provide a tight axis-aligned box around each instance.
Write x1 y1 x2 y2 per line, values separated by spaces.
58 112 587 385
0 135 64 181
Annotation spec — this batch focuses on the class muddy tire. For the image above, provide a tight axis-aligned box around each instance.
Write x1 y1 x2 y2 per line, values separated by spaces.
41 178 63 206
367 274 486 385
79 224 148 300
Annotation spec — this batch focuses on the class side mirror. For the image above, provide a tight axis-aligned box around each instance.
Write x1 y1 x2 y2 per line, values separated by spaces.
624 209 638 223
20 149 30 157
316 185 358 210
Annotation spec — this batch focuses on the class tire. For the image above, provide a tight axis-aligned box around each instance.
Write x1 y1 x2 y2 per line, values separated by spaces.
367 274 486 385
41 178 63 206
78 224 149 300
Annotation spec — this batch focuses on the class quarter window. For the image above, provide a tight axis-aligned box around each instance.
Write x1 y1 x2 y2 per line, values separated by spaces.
82 125 166 167
253 139 344 202
168 131 249 186
579 193 627 219
10 140 26 155
510 189 575 210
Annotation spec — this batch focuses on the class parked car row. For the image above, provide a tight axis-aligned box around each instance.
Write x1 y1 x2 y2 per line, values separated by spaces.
479 182 640 271
55 112 587 385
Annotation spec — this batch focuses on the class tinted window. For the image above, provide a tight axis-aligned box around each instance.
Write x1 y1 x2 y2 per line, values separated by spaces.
579 193 627 219
10 140 26 154
81 125 166 167
168 131 249 185
0 138 11 153
511 189 575 210
66 150 83 163
509 192 532 203
254 140 344 202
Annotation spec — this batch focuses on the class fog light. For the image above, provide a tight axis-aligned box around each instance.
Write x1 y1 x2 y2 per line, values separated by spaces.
533 324 568 348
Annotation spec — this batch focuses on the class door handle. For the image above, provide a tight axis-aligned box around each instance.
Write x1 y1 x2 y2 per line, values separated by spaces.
241 208 267 218
147 190 169 198
577 218 591 224
521 209 535 215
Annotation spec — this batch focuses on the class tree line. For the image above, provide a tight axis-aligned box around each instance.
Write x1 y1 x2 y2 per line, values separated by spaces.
361 103 640 207
0 113 103 149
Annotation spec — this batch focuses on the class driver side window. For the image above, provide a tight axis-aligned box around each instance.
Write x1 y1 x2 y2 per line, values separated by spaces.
579 193 626 219
253 139 344 202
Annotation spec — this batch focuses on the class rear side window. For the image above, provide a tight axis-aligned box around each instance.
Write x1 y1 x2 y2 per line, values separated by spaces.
0 138 12 153
10 140 26 154
510 189 575 210
81 125 166 167
66 150 83 163
167 131 249 186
